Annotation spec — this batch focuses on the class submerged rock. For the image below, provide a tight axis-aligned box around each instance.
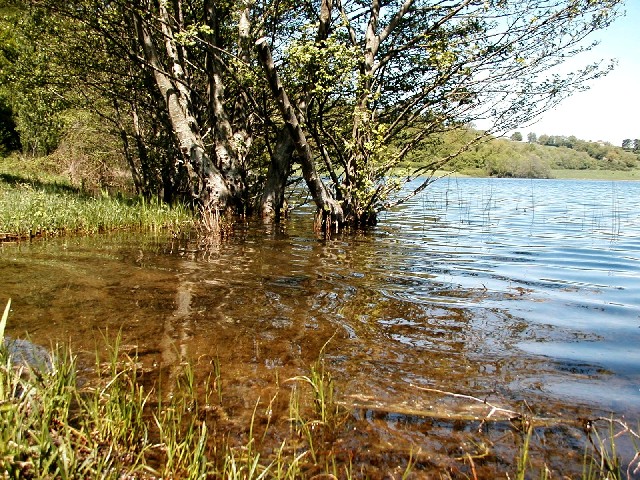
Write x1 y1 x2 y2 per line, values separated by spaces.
2 337 54 374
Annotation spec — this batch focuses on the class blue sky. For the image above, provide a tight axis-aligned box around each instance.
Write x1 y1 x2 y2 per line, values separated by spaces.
520 2 639 146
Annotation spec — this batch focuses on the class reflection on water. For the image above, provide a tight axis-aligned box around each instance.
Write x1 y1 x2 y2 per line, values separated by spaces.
1 178 639 430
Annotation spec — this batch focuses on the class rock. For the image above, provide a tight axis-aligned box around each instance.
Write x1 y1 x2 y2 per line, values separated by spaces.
2 337 54 374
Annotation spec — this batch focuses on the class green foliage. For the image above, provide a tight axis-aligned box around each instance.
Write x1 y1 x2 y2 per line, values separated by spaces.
0 7 21 154
86 333 149 452
0 344 79 477
283 31 358 98
0 329 637 478
621 138 640 153
0 5 70 156
0 301 639 478
289 338 340 429
401 127 638 178
52 109 133 193
531 134 638 170
485 145 552 178
12 90 65 157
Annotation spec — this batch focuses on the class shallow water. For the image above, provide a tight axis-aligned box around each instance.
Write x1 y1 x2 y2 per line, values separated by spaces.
2 177 639 473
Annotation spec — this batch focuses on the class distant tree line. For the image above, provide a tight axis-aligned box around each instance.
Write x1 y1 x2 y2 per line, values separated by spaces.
507 132 639 171
528 134 638 170
402 128 639 179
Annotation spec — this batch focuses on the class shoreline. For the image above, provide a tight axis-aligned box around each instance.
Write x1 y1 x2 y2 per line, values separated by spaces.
429 168 640 181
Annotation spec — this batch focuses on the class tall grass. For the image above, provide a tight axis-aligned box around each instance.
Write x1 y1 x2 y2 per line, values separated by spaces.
0 179 192 239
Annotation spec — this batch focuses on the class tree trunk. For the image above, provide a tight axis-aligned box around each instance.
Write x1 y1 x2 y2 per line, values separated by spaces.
112 99 142 194
134 12 230 209
260 127 294 222
205 0 247 208
255 37 344 231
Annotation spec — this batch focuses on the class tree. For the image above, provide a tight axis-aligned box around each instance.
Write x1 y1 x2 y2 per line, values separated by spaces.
45 0 261 206
0 4 68 156
510 132 523 142
0 94 19 153
527 132 537 144
255 0 623 228
622 139 632 150
19 0 623 230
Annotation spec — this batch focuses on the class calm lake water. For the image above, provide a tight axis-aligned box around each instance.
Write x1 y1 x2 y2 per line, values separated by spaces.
2 177 639 472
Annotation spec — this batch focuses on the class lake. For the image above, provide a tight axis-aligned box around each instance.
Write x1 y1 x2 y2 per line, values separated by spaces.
2 177 639 474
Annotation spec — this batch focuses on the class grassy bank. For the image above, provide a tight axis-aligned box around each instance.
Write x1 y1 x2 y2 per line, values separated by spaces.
430 168 640 181
0 156 193 240
2 301 639 479
550 169 640 181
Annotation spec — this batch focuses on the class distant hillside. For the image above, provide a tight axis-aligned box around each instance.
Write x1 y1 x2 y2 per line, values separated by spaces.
401 129 640 178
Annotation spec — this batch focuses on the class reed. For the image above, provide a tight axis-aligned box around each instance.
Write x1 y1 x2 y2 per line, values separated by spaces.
0 336 83 477
288 336 340 428
515 421 534 480
581 419 631 480
0 176 192 240
83 333 150 460
197 203 234 238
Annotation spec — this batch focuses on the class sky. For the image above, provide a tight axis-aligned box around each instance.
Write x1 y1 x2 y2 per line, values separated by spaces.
515 2 640 146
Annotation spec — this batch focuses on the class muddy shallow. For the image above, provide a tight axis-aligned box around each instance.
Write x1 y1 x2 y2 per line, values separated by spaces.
2 178 639 476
